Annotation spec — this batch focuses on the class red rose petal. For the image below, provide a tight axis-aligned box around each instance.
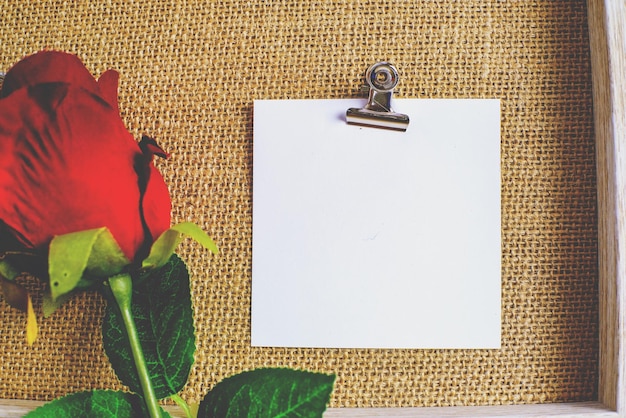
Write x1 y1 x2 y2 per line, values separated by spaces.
142 165 172 243
0 51 172 263
97 70 120 113
0 83 144 260
1 51 100 99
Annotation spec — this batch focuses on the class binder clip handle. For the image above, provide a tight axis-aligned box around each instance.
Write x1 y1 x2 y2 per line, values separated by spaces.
367 61 398 92
364 62 398 113
346 62 410 132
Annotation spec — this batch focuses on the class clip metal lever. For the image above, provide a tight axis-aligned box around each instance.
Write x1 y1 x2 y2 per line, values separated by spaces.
346 62 409 132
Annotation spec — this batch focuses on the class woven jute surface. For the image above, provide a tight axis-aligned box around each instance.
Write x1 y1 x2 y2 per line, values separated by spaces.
0 0 598 408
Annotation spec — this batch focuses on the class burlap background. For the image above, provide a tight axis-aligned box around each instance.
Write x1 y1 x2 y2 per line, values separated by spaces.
0 0 598 408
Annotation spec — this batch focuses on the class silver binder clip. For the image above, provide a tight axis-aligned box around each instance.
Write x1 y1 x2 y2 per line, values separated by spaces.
346 62 409 132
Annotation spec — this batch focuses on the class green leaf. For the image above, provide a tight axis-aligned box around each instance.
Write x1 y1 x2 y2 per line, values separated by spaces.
49 228 130 300
23 390 172 418
103 254 195 399
197 368 335 418
142 222 218 270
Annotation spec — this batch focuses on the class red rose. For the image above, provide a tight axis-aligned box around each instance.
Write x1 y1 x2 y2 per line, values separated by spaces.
0 51 171 262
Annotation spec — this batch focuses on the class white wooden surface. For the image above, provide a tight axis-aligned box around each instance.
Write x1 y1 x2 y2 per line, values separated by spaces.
0 0 623 417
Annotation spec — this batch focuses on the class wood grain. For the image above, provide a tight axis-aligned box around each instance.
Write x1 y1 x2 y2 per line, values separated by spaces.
0 399 620 418
588 0 626 415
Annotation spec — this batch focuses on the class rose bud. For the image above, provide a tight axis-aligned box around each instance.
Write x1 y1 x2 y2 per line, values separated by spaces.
0 51 171 266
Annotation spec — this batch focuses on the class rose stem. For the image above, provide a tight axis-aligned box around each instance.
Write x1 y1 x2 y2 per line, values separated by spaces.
108 273 162 418
170 394 193 418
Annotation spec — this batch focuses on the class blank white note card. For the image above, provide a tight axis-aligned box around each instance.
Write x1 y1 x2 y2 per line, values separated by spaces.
252 98 501 349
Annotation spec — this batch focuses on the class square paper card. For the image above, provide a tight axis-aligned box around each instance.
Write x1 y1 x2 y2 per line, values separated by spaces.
252 98 501 349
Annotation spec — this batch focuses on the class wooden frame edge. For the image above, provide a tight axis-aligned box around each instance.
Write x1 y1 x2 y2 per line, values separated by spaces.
0 1 623 417
588 0 626 415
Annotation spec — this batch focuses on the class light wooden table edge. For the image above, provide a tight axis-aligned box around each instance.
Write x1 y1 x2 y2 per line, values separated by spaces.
0 400 619 418
1 1 624 417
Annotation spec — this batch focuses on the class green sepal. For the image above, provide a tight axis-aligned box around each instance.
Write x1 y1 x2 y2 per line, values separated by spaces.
49 228 130 301
142 222 218 270
0 259 26 311
0 259 19 281
198 368 336 418
0 274 28 312
23 390 172 418
0 264 39 344
42 291 74 318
